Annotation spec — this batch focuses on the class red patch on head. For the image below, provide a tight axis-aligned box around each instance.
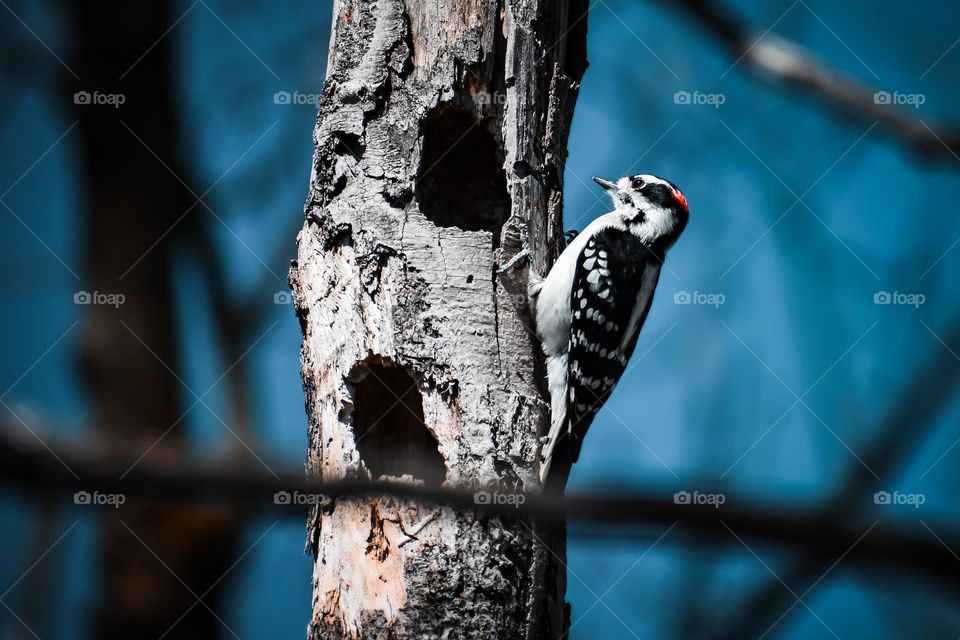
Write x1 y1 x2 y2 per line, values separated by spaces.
671 189 688 212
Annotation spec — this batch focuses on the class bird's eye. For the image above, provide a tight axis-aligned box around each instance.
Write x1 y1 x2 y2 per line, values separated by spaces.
631 177 645 190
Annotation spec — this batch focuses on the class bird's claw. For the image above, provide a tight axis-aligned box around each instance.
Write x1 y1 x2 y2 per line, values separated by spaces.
496 247 530 274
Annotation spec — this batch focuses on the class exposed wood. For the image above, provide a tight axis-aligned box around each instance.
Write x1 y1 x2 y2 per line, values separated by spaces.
290 0 588 636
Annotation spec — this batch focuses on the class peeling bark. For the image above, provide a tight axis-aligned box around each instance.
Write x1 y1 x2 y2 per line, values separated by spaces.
291 0 587 637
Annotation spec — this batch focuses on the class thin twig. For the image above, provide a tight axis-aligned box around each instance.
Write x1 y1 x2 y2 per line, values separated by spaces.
666 0 960 160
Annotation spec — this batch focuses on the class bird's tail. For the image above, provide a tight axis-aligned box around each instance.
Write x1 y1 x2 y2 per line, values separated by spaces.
539 354 568 487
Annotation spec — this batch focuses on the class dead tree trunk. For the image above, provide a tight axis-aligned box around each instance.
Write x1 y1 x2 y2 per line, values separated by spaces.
290 1 588 637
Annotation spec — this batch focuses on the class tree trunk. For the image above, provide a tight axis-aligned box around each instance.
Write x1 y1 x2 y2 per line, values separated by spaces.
68 2 241 636
290 0 587 637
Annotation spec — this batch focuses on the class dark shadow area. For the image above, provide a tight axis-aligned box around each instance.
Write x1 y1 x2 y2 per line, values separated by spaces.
352 360 446 485
415 103 511 245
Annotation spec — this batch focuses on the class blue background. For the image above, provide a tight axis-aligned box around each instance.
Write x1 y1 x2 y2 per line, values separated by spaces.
2 0 959 637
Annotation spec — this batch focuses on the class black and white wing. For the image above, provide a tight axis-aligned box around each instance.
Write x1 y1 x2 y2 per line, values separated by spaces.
546 227 662 486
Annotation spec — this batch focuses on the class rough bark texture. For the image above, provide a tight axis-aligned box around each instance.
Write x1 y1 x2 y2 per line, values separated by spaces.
290 0 587 637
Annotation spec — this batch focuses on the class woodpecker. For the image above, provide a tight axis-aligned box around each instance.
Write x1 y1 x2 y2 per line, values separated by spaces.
529 174 689 490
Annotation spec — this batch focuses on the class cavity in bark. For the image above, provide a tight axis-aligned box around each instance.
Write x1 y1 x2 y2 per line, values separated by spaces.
351 360 446 485
415 104 511 246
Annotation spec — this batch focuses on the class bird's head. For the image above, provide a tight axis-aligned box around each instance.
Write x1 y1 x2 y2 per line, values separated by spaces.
593 174 689 249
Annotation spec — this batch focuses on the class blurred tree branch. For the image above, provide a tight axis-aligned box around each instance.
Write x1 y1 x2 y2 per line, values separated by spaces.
703 316 960 639
65 0 243 635
2 420 960 595
666 0 960 160
639 2 960 635
184 214 261 448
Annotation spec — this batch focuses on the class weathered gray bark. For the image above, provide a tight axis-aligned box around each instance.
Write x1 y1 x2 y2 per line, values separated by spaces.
290 0 587 637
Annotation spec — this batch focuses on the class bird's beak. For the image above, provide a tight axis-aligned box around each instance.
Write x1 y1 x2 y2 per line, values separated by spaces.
592 176 617 191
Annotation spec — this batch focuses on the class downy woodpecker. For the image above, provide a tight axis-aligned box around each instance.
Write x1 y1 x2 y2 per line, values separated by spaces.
529 174 689 490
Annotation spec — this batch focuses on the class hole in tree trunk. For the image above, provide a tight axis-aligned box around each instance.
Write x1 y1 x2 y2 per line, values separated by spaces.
415 104 511 246
351 360 446 486
563 0 590 80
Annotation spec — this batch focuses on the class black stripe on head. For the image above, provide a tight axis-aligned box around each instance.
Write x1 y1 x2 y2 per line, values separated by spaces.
631 176 687 214
642 182 677 209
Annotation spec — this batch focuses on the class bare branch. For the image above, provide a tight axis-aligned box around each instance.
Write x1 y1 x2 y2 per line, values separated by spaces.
2 422 959 593
667 0 960 160
703 315 960 639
